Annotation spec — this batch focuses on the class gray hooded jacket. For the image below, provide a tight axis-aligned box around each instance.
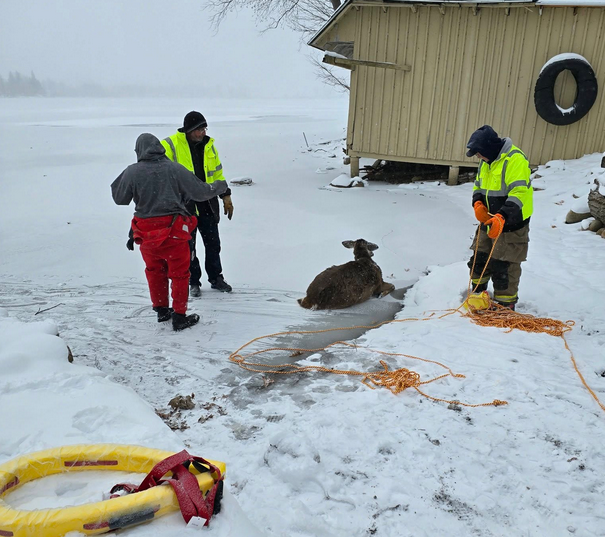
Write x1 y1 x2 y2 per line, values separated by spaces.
111 133 227 218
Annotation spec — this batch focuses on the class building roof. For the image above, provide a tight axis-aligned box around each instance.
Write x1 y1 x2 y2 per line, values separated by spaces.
309 0 605 48
383 0 605 4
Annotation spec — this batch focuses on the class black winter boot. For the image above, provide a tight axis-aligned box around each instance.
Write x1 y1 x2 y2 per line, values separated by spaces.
472 282 488 293
153 306 173 323
490 302 516 311
190 285 202 298
172 312 200 331
210 275 232 293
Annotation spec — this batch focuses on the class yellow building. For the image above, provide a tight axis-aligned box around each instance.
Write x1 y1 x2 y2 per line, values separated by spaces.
309 0 605 179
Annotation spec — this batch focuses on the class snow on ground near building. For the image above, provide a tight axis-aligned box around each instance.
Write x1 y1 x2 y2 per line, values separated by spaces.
1 98 605 536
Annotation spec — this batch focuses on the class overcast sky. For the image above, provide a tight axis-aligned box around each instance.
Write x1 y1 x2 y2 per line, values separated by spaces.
0 0 339 98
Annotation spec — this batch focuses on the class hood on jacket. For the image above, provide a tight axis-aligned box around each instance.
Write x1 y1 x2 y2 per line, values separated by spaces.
135 133 166 162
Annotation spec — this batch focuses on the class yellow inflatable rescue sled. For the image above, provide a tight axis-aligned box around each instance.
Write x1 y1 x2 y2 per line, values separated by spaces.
0 444 226 536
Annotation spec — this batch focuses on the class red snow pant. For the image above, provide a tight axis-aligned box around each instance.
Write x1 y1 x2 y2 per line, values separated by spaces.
131 215 197 315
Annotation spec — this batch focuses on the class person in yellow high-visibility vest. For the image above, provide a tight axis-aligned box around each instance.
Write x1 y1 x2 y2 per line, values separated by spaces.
162 111 233 297
466 125 533 310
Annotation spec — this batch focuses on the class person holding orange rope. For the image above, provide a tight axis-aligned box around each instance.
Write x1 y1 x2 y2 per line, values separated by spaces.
466 125 534 310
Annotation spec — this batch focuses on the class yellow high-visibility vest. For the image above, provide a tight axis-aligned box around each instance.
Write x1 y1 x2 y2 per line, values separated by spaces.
161 132 225 184
473 145 533 220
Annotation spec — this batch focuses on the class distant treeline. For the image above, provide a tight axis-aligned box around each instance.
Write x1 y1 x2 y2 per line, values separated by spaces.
0 71 96 97
0 70 243 98
0 71 45 97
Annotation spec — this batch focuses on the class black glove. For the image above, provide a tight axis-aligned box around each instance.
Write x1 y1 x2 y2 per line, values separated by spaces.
126 237 135 251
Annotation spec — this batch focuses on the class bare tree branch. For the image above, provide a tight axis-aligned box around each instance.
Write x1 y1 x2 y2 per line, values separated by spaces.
205 0 338 39
309 57 350 92
269 0 302 30
207 0 238 31
205 0 346 91
35 303 65 315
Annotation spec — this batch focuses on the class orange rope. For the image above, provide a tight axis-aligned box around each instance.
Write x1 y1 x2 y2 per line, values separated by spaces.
462 306 605 411
229 224 602 413
462 225 605 413
229 325 506 408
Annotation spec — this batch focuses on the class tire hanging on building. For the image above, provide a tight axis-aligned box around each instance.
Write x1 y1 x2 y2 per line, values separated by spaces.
534 54 598 126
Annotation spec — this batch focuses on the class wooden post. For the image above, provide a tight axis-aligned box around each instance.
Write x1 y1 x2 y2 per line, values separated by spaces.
351 156 360 178
448 166 460 186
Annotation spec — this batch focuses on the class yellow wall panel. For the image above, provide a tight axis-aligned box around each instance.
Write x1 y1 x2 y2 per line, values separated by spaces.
315 3 605 166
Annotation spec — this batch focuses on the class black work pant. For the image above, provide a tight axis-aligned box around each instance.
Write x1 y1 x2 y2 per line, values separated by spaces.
468 225 529 305
188 209 223 286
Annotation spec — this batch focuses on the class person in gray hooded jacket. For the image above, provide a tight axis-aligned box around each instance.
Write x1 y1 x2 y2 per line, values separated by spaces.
111 133 227 331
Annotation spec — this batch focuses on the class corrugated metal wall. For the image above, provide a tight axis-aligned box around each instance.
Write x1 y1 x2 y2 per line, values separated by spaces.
344 4 605 166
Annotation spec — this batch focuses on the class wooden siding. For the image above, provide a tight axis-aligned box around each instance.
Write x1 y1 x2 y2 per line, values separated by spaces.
323 4 605 166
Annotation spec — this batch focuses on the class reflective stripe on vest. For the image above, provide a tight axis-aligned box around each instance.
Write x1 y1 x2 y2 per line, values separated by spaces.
207 164 223 177
163 137 176 160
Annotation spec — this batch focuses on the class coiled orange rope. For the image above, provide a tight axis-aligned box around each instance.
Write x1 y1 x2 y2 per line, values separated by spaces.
462 228 604 413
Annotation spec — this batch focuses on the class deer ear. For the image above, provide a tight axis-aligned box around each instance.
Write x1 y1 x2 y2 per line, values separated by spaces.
367 242 379 251
342 240 355 249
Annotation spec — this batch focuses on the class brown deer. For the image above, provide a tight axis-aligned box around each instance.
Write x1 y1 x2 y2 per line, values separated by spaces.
298 239 395 310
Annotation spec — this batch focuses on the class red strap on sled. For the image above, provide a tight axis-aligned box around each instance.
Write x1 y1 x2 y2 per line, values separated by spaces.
111 450 223 526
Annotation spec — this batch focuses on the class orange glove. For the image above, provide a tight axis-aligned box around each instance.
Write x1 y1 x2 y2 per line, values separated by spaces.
473 201 490 223
485 213 505 239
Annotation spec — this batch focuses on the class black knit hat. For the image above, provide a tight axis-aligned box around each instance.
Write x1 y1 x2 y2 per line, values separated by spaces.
466 125 503 162
178 111 207 134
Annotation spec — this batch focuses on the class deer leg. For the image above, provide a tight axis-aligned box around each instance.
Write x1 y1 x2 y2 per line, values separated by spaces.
379 281 395 297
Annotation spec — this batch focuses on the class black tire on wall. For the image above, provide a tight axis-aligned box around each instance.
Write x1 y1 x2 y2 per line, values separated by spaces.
534 57 598 126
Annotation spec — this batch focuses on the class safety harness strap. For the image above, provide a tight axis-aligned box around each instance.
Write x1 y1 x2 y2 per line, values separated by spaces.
110 450 223 527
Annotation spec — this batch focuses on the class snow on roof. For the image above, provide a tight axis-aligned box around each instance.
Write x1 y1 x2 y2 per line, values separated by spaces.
387 1 528 3
380 0 605 6
536 0 605 5
309 0 605 47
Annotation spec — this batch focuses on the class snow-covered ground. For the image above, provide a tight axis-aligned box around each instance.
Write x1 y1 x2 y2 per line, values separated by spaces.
1 97 605 536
